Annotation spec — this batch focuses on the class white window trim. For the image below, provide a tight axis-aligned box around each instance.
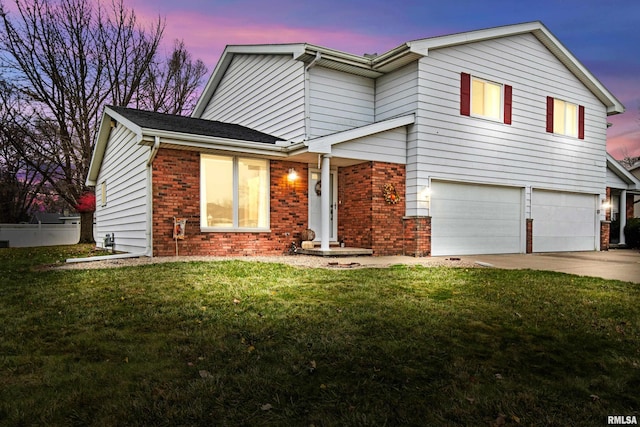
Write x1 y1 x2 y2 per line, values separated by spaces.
553 98 579 137
200 154 271 232
470 76 504 122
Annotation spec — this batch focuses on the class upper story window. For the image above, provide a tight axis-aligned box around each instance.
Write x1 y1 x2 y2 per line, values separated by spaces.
460 73 512 124
546 97 584 139
200 154 269 230
472 77 502 120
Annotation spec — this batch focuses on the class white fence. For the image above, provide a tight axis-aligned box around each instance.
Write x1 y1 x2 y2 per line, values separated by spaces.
0 223 80 248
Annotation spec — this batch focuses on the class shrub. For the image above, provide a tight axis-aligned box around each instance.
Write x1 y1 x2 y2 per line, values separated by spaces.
624 218 640 248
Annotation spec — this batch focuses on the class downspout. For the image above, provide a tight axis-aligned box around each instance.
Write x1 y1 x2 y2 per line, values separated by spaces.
304 51 321 140
145 136 161 257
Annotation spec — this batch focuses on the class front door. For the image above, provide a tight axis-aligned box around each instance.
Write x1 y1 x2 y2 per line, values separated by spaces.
308 169 337 241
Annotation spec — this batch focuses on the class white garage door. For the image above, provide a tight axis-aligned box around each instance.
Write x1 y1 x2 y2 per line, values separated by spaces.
431 181 523 256
532 190 597 252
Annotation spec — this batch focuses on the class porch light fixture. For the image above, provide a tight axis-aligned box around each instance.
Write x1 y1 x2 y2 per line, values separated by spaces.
287 168 298 181
419 186 431 201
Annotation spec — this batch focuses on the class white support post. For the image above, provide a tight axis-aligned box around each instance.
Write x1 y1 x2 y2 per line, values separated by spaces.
620 190 627 245
320 154 331 251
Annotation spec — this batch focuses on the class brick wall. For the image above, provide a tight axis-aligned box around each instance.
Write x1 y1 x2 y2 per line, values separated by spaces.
152 148 308 256
338 162 407 256
526 218 533 254
600 221 610 251
402 216 431 256
627 194 635 219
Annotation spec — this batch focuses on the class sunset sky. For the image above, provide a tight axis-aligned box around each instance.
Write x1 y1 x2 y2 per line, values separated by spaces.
122 0 640 159
13 0 640 159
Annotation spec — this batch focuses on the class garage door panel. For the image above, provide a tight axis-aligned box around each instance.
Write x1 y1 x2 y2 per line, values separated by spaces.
532 190 596 252
431 181 523 256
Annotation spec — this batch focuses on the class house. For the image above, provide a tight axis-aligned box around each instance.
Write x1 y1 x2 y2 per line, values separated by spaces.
606 155 640 245
630 163 640 218
87 21 633 257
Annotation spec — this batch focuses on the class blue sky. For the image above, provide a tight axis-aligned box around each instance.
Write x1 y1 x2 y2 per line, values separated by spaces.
108 0 640 158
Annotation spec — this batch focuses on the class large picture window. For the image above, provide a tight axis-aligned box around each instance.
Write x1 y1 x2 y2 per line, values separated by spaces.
200 154 269 230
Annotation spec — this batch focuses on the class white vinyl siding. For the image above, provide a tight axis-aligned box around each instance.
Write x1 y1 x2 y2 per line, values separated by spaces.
606 167 629 189
331 128 407 164
531 190 597 252
200 54 306 142
308 67 375 138
375 62 419 121
94 124 149 253
414 33 607 199
375 62 420 215
431 181 523 256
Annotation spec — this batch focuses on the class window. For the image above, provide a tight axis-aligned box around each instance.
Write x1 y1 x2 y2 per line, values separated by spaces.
461 73 512 124
200 154 269 230
100 181 107 207
546 97 585 139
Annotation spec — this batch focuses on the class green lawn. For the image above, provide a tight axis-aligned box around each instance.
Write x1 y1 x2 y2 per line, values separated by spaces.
1 245 638 426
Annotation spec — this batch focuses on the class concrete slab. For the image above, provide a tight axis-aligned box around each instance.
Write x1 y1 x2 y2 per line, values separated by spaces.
462 249 640 284
300 249 640 284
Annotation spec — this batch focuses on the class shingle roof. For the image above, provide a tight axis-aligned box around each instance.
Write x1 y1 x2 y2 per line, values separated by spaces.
108 106 283 144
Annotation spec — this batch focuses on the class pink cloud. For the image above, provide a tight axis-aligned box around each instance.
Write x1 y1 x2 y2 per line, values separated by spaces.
159 12 401 67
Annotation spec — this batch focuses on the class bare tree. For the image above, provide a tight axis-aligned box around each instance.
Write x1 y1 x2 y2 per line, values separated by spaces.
0 79 57 222
618 145 640 170
136 39 208 115
0 0 204 241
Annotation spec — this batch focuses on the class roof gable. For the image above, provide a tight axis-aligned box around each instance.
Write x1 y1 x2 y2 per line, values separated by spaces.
193 21 624 118
404 21 623 115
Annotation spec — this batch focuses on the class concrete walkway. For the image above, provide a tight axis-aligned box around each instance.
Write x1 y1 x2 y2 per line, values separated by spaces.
321 249 640 284
461 249 640 284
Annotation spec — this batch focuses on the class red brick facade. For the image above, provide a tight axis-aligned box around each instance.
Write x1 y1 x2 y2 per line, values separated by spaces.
338 162 408 255
402 216 431 257
151 151 426 257
526 218 533 254
600 221 610 251
152 148 308 256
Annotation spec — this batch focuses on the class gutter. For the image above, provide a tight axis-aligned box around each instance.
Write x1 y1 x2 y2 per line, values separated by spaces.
304 51 321 140
147 135 160 166
144 136 160 257
66 252 149 264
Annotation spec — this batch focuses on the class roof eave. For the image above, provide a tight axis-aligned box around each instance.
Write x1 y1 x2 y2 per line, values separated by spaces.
607 153 640 189
86 107 143 186
138 128 304 156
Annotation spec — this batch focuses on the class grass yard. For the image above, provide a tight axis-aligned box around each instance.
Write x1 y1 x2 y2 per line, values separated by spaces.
0 245 639 426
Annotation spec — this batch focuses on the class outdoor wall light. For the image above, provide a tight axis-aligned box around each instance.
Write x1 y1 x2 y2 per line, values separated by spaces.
419 186 431 201
287 168 298 181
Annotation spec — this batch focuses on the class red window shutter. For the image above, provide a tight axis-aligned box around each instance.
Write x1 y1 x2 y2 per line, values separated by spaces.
503 85 512 124
460 72 471 116
578 105 585 139
546 96 554 133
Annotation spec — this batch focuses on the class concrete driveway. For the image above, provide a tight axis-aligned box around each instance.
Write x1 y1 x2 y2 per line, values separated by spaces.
461 249 640 284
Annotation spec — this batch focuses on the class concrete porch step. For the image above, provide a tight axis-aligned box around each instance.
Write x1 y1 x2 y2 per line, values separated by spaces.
296 246 373 257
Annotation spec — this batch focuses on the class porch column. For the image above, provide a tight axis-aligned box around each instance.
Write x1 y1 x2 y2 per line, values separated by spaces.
320 154 331 251
620 189 627 245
